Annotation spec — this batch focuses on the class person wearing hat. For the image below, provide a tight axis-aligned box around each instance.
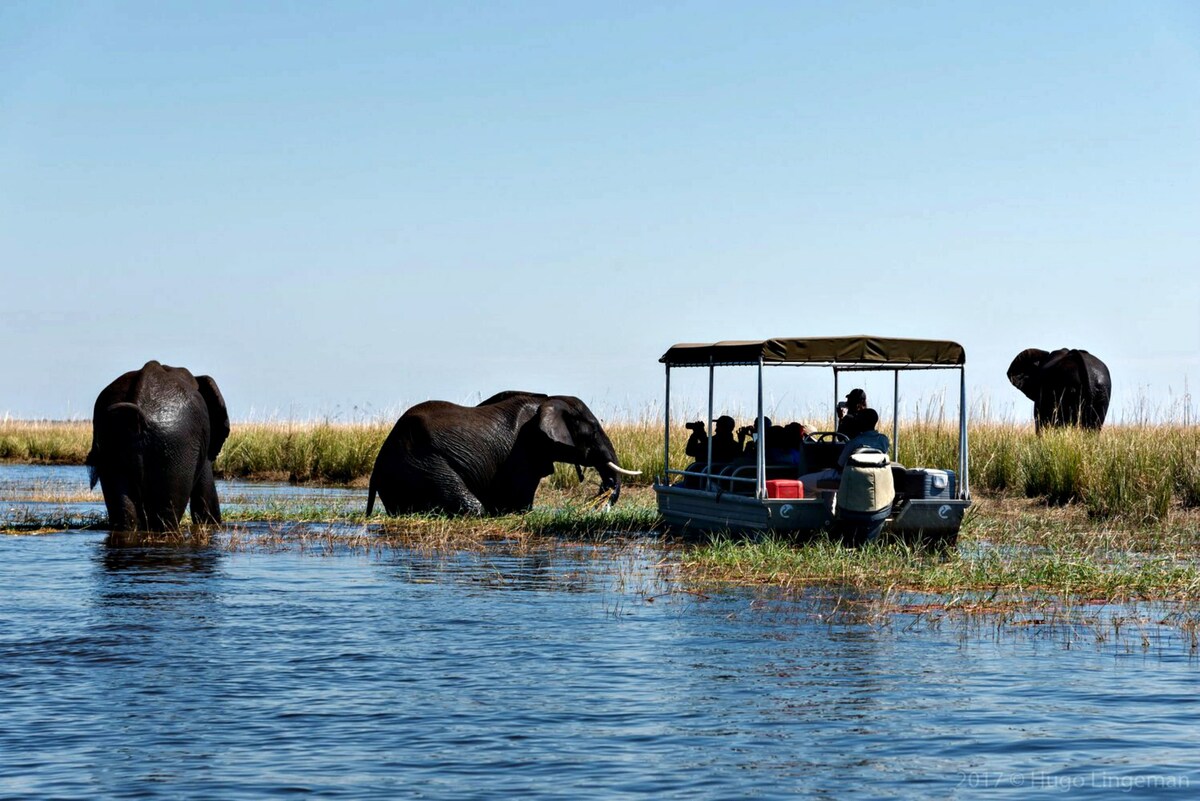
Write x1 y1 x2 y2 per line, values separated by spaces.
711 415 743 463
837 388 868 436
800 407 890 494
684 414 744 465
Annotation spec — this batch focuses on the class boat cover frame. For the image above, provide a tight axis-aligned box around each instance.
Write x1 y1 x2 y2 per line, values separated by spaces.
660 336 965 367
658 335 969 502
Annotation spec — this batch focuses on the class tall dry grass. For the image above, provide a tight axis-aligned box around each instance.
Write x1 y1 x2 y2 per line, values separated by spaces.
0 419 91 463
5 417 1199 522
217 422 391 484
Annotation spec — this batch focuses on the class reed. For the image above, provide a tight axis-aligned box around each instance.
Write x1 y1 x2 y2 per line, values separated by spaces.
217 421 390 484
684 527 1200 602
0 419 91 463
5 418 1200 522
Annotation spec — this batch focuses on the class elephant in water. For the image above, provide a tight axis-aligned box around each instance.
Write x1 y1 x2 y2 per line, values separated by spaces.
87 361 230 531
367 390 640 516
1007 348 1111 432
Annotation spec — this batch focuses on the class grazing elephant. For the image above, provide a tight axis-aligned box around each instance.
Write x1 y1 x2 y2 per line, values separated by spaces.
1007 348 1112 432
367 391 640 516
86 361 230 531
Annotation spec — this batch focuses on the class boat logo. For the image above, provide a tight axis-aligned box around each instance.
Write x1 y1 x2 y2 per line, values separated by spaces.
779 504 794 519
938 504 952 519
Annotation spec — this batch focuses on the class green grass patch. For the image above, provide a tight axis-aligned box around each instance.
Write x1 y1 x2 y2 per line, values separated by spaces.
684 531 1200 602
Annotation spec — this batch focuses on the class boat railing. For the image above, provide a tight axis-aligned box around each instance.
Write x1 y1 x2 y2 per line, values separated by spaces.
665 463 801 494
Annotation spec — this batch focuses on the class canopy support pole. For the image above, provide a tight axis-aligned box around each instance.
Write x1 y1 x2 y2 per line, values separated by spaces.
757 358 766 500
663 364 670 484
706 360 714 488
892 369 900 462
960 366 970 500
833 367 840 431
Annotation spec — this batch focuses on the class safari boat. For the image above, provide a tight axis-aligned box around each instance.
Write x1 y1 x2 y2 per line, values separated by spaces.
652 336 971 546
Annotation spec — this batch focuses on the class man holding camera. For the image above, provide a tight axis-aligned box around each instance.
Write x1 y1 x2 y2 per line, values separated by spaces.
836 388 868 436
737 417 773 459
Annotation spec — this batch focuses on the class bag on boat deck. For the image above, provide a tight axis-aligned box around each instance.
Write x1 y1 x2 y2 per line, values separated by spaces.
838 448 895 515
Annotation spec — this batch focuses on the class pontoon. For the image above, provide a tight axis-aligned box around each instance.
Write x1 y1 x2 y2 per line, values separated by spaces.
653 336 971 546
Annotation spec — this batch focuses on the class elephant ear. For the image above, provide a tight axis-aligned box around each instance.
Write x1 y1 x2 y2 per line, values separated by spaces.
196 375 231 461
1007 348 1048 399
536 398 576 449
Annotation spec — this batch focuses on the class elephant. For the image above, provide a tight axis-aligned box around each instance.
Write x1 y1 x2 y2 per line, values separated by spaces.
86 360 230 531
1007 348 1112 432
366 390 640 516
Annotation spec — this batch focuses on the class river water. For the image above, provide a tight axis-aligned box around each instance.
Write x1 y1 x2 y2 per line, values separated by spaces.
2 465 1199 798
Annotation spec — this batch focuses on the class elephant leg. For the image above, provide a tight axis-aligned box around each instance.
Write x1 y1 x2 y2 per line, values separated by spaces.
190 461 222 525
388 464 486 516
423 471 486 515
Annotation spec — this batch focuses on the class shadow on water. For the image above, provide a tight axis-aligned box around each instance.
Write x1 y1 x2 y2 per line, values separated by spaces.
99 530 225 576
91 531 227 628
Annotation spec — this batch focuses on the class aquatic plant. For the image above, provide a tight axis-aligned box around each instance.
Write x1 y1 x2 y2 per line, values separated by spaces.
684 524 1200 603
7 418 1200 523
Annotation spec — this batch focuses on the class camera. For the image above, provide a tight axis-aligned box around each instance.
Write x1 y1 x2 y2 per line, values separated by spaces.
685 420 705 432
837 401 848 411
737 425 755 437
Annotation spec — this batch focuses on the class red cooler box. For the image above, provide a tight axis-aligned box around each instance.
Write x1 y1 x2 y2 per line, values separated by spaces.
766 479 804 499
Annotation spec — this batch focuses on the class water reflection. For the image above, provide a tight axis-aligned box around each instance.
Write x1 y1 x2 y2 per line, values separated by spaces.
384 548 603 594
99 530 224 576
80 531 233 793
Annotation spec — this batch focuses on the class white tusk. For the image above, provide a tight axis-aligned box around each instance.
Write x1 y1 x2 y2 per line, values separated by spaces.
606 461 642 477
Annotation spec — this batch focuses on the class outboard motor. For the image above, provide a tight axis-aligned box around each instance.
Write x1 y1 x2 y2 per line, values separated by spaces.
834 448 895 546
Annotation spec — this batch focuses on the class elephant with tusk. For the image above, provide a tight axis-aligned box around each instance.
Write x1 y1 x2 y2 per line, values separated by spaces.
367 390 640 516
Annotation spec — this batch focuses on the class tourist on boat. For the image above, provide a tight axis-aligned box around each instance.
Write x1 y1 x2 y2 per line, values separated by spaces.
836 388 868 436
836 408 889 468
766 421 810 467
737 417 774 458
710 415 742 462
684 415 742 464
800 408 890 493
684 420 708 462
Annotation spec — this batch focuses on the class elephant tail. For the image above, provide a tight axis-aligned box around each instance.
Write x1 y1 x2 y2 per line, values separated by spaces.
366 475 377 517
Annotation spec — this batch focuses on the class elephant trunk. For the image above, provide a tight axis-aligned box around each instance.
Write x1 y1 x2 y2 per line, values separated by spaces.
590 459 641 507
595 460 622 507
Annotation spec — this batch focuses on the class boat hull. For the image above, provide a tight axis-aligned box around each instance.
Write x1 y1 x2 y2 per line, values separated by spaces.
655 483 967 547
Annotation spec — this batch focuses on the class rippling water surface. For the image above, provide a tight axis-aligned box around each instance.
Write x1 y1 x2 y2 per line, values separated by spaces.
3 466 1199 799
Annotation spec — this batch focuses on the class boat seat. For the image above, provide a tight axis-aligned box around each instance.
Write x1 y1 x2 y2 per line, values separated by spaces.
677 460 734 488
720 462 803 494
801 441 844 472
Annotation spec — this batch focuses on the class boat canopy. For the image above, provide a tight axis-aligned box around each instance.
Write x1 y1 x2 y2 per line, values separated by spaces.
659 336 965 368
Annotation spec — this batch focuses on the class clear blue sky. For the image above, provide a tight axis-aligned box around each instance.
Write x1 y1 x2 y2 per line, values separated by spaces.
3 1 1198 424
